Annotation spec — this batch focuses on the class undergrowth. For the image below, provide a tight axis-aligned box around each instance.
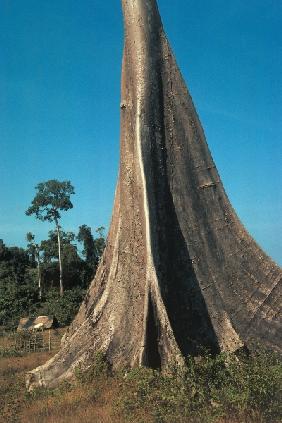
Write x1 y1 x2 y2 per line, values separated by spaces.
0 348 281 423
69 348 282 423
0 347 22 358
116 349 281 423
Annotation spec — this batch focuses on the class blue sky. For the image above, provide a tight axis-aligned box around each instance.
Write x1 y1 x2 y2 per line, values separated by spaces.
0 0 281 265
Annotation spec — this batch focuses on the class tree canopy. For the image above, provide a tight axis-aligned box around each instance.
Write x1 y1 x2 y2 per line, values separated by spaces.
26 179 75 296
25 180 75 222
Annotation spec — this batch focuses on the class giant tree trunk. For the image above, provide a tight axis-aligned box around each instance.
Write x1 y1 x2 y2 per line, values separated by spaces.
26 0 281 390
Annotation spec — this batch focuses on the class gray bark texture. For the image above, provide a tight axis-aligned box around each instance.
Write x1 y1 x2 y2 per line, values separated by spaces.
26 0 281 390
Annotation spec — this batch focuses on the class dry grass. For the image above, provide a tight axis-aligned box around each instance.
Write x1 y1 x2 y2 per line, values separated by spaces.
21 380 122 423
0 327 66 351
0 352 54 423
0 346 280 423
0 350 124 423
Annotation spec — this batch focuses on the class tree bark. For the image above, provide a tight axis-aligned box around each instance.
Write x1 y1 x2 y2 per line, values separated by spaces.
26 0 281 390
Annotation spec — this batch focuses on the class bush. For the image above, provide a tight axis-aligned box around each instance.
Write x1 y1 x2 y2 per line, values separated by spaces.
11 347 280 423
0 347 22 358
75 352 111 384
38 287 86 326
117 349 282 423
0 274 40 328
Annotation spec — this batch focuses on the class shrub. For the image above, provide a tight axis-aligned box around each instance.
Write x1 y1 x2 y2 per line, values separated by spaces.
0 276 40 328
0 347 22 358
38 287 86 326
75 352 111 384
117 349 282 423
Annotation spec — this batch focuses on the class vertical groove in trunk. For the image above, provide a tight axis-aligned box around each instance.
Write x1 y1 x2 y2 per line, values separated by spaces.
26 0 281 391
143 292 161 369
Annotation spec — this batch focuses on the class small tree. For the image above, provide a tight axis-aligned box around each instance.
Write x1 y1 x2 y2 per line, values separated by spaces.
26 180 75 296
77 225 96 267
26 232 42 299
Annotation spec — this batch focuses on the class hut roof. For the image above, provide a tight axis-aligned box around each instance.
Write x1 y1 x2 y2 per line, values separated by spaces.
17 316 55 331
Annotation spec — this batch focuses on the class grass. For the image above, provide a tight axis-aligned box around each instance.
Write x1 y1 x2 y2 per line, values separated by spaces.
0 327 67 352
0 346 281 423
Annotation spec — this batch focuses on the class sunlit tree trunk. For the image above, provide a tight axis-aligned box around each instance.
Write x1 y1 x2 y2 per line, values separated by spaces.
26 0 282 391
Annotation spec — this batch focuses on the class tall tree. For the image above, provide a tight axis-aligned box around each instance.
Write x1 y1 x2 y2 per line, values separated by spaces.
26 232 42 299
41 230 76 263
26 180 75 297
39 229 94 290
77 225 106 282
77 225 96 266
26 0 281 391
77 225 104 261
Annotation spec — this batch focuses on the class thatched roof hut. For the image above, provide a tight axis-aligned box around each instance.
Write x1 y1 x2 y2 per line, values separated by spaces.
17 316 57 331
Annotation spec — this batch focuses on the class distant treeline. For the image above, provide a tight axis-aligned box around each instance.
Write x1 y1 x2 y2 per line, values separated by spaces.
0 225 105 329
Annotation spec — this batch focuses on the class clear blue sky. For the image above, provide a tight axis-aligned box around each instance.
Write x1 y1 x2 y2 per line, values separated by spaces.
0 0 281 265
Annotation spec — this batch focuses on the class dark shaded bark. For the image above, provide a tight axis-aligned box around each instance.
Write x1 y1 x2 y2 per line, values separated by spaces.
26 0 281 391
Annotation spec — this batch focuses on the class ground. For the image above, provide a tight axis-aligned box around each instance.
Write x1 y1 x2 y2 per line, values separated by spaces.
0 352 121 423
0 332 281 423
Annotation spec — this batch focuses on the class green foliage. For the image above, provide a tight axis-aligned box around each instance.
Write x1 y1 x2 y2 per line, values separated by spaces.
94 227 106 261
26 380 73 402
26 180 76 297
117 350 282 423
3 342 279 423
39 230 87 290
26 232 41 266
0 223 106 329
77 225 96 265
0 243 40 327
0 243 30 285
1 178 106 328
77 225 106 275
0 279 39 328
0 347 22 358
37 229 92 291
48 348 281 422
35 348 280 422
38 288 86 326
41 230 76 263
25 180 75 223
75 352 110 384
